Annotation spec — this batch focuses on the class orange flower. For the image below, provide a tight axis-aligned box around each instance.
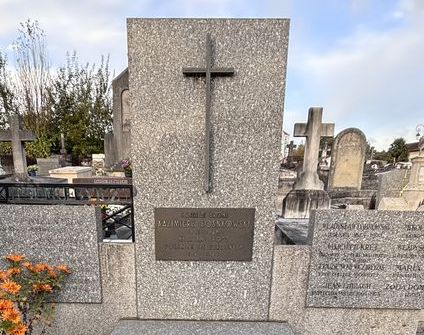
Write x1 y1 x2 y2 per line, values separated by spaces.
0 280 21 295
0 270 9 281
48 269 57 279
32 283 53 293
32 263 51 273
6 268 21 276
11 324 28 335
56 265 71 274
0 298 14 311
21 262 33 271
2 307 21 324
5 255 25 263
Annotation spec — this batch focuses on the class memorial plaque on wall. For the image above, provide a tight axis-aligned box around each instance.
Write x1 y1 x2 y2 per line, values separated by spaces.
306 210 424 309
155 208 255 261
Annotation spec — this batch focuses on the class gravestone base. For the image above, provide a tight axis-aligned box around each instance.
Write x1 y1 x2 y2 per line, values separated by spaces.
111 320 294 335
282 189 330 218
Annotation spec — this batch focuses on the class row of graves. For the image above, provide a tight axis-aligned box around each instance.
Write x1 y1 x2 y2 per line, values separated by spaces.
1 18 424 335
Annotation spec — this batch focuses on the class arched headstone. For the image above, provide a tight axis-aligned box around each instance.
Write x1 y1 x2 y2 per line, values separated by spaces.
328 128 366 190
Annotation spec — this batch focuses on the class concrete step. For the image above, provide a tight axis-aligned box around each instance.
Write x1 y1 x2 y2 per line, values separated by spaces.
111 320 295 335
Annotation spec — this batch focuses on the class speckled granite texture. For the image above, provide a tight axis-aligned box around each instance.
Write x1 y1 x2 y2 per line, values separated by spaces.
307 210 424 309
46 243 137 335
128 18 289 320
270 245 420 335
0 205 102 303
111 320 294 335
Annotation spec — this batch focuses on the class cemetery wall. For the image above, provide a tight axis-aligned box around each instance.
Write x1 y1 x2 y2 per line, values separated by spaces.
269 245 420 335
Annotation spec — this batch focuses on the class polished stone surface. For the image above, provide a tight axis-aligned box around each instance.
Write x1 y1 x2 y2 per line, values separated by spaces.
0 205 102 303
128 18 289 320
306 209 424 309
111 320 294 335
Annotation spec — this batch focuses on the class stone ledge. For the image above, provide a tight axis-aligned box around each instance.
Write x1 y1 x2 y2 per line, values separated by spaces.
111 320 294 335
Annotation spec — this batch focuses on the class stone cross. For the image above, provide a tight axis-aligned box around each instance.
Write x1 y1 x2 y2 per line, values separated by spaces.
0 115 36 178
293 107 334 190
183 33 235 193
286 140 297 157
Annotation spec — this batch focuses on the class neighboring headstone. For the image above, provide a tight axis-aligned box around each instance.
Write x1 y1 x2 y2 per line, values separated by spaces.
0 205 102 303
128 18 289 320
92 153 106 174
376 168 410 206
0 115 36 179
293 107 334 190
379 155 424 210
307 209 424 309
104 69 131 167
282 108 334 218
37 156 61 176
328 128 367 190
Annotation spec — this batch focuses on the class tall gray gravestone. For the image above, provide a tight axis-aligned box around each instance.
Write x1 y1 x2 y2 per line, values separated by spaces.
128 19 289 321
104 68 131 167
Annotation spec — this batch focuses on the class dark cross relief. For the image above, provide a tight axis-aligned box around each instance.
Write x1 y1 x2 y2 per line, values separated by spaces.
183 34 234 193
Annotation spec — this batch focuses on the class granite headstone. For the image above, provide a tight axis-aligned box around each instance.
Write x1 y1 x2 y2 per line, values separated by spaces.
129 18 289 320
307 209 424 309
0 205 102 303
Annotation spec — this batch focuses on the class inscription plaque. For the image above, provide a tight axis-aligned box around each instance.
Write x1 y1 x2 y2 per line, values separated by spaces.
155 208 255 261
306 210 424 309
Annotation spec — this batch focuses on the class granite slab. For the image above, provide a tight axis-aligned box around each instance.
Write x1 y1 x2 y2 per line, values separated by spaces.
129 18 289 320
0 205 102 303
307 209 424 309
111 320 294 335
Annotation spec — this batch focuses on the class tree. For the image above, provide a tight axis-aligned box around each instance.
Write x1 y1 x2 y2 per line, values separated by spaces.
388 138 409 162
373 150 391 162
0 53 18 155
47 52 112 161
13 20 52 157
0 52 18 128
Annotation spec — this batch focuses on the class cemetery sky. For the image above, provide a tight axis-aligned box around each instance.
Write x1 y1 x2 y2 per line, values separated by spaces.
0 0 423 151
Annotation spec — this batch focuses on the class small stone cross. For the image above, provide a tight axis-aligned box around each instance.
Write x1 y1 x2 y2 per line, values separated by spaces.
183 33 235 193
286 140 297 158
293 107 334 190
0 115 36 179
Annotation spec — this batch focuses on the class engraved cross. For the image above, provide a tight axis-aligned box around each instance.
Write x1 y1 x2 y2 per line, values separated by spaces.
183 34 234 193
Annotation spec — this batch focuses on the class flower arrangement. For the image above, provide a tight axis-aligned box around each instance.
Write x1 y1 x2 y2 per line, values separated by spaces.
0 254 71 335
111 159 132 177
27 166 38 177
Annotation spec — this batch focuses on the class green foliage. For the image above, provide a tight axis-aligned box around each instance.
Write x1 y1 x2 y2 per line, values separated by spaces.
0 143 12 155
0 53 18 129
47 52 112 161
373 150 391 163
1 21 113 161
25 137 52 158
388 138 409 162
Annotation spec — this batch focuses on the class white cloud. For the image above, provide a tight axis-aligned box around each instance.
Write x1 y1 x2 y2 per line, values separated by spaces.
286 0 424 150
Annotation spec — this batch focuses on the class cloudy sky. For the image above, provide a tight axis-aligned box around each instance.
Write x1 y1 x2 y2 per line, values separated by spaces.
1 0 423 150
